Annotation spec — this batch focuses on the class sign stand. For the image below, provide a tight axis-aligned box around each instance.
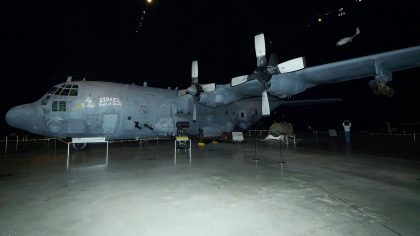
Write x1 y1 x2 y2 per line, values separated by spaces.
174 136 191 164
67 137 108 169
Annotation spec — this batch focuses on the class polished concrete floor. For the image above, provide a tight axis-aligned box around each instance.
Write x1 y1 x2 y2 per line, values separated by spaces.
0 135 419 236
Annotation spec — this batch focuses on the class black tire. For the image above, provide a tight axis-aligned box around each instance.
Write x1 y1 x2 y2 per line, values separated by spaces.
72 143 87 151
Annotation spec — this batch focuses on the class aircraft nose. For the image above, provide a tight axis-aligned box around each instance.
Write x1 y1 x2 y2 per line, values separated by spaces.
5 104 45 135
5 105 23 128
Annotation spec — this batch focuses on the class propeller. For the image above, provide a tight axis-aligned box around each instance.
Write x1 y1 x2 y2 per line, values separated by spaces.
230 33 306 116
177 60 216 121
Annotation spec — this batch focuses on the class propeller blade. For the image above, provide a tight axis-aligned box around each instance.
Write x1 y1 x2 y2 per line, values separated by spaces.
262 90 270 116
277 57 306 73
231 75 249 86
255 33 267 67
177 89 188 96
192 60 198 84
192 102 197 121
201 83 216 92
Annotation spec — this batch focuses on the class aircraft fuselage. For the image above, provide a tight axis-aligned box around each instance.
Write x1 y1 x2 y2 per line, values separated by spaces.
5 81 265 139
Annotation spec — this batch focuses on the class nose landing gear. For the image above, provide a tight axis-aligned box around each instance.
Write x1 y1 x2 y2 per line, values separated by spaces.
72 143 87 150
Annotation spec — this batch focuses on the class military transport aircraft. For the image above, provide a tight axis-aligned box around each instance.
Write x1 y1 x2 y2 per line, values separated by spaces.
5 33 420 149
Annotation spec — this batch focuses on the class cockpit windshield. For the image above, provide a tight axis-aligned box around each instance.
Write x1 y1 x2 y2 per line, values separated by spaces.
47 84 79 96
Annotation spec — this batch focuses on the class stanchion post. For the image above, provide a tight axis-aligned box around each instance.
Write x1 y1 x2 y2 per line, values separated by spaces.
155 137 159 158
67 143 70 170
252 137 260 161
5 136 8 155
189 140 192 165
106 141 109 166
278 140 286 164
106 141 109 157
174 139 177 164
15 135 19 151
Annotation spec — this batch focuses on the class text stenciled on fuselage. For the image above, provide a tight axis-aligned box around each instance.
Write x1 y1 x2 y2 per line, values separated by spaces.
98 97 122 106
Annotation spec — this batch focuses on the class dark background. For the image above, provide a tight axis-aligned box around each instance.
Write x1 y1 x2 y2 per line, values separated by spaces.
2 0 420 133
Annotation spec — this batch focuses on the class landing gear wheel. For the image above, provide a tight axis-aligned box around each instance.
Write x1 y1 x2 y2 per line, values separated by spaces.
72 143 87 151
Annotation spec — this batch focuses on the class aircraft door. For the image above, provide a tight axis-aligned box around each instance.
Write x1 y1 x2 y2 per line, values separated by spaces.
102 113 118 135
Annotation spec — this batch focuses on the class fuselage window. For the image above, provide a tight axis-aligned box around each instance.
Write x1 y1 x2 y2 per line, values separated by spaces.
58 101 66 111
240 112 245 118
226 111 229 115
52 101 58 111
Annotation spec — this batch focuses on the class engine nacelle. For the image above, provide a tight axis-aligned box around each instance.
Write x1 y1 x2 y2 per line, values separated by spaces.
370 61 394 97
198 86 238 107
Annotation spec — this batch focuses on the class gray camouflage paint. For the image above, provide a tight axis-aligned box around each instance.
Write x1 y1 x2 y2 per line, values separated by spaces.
6 81 265 139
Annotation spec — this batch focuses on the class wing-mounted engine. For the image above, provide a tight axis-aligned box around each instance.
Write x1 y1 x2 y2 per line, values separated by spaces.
177 60 216 121
369 61 394 97
230 33 306 116
197 85 240 107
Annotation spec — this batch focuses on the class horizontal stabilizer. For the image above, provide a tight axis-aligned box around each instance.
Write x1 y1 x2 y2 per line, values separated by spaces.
278 98 343 106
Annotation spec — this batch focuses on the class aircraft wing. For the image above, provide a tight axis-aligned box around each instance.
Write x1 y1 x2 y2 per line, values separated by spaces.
199 45 420 107
268 45 420 97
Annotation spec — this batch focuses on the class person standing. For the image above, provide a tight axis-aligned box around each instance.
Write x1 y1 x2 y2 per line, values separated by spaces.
342 120 351 143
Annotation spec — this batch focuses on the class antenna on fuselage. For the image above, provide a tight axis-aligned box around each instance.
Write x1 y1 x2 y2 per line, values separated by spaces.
143 82 148 87
66 76 72 83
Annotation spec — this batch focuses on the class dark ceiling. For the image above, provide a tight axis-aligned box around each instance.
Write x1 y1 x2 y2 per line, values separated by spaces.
2 0 420 131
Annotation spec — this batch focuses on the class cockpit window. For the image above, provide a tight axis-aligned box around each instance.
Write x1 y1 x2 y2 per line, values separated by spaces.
49 84 79 96
52 101 66 112
58 101 66 111
69 90 78 96
61 89 70 96
54 88 63 95
47 87 58 94
52 101 58 111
